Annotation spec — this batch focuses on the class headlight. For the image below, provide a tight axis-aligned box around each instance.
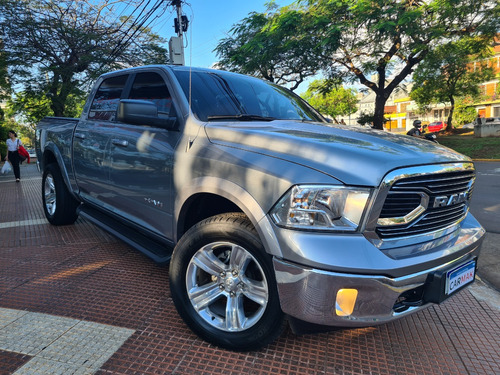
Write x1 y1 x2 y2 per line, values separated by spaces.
270 185 371 231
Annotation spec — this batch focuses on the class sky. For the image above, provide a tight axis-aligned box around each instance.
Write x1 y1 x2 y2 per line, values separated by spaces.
156 1 295 69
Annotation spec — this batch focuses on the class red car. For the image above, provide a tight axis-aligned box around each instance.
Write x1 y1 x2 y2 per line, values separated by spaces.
425 121 446 132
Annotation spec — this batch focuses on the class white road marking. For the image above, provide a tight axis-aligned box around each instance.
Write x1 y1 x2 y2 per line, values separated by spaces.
0 219 48 229
0 308 135 374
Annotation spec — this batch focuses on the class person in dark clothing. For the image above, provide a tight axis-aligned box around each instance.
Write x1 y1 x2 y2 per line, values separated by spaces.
5 130 23 182
406 120 423 137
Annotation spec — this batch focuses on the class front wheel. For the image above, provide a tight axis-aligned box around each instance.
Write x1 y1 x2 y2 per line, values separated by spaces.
42 163 79 225
169 213 285 351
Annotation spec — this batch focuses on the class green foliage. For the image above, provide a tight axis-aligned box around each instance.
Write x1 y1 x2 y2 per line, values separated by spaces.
0 142 6 161
410 37 495 130
0 40 10 100
453 96 480 126
0 122 10 160
302 79 358 121
0 0 168 117
7 89 53 126
229 0 500 129
356 112 375 126
6 86 85 129
215 4 330 90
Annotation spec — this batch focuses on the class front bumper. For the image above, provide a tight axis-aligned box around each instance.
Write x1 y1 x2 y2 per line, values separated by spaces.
272 221 484 327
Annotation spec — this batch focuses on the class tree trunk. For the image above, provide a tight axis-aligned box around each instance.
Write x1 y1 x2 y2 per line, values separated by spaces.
446 96 455 132
49 74 73 117
372 92 387 130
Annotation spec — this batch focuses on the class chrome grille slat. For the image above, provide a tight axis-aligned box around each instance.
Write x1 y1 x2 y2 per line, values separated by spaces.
393 172 475 186
376 169 474 239
377 209 464 233
392 181 472 194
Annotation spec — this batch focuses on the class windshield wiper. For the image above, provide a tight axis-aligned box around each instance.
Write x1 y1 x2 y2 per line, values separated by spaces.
207 114 276 122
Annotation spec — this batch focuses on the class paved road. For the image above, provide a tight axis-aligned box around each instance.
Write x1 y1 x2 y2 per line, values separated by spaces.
471 161 500 292
470 161 500 233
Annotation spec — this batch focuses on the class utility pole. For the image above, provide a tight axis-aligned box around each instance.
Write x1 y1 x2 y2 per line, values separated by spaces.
169 0 188 65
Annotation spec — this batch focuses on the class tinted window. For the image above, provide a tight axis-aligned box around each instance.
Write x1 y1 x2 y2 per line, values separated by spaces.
174 70 324 123
128 72 172 114
89 75 128 121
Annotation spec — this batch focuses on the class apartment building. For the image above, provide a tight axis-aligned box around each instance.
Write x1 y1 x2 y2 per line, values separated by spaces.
475 44 500 119
351 44 500 131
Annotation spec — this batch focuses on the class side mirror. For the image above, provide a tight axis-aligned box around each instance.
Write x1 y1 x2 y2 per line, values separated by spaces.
117 99 178 129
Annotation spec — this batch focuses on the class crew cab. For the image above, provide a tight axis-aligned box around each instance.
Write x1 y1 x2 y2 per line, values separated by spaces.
36 65 485 351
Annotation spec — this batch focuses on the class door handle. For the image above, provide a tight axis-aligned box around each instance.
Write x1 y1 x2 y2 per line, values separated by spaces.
112 139 129 147
74 132 86 139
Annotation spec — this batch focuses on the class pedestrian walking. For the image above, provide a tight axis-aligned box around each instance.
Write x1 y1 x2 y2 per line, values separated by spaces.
5 130 23 182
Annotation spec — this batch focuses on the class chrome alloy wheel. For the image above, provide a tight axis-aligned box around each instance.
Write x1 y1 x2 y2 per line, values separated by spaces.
44 173 56 216
186 241 269 332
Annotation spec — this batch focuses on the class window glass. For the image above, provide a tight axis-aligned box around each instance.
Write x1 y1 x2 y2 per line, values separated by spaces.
173 70 324 123
89 75 128 121
129 72 172 114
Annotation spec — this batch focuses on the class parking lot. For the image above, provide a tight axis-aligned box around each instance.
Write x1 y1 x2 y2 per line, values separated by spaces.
1 162 499 375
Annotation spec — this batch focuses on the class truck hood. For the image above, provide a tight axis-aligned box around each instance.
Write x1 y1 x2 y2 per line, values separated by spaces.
205 121 470 186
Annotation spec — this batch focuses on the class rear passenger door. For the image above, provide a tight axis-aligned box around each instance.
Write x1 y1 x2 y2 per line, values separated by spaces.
106 70 181 240
73 74 129 208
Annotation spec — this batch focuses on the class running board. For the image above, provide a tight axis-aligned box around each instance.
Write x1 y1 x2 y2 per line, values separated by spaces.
78 205 173 264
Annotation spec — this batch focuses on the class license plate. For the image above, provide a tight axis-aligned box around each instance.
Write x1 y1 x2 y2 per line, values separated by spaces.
445 260 476 296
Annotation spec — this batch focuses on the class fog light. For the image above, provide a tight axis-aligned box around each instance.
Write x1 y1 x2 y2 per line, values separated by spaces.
335 289 358 316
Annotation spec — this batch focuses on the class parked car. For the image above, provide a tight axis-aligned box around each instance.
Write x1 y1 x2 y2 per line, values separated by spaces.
424 121 446 132
36 65 485 351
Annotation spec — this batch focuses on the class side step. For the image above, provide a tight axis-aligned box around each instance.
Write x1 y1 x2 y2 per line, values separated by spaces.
78 205 173 264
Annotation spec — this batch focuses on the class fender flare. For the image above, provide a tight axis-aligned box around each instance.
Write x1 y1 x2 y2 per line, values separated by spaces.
41 142 78 201
175 176 283 258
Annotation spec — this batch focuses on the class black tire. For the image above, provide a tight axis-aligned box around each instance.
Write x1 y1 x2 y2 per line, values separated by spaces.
169 213 285 351
42 163 79 225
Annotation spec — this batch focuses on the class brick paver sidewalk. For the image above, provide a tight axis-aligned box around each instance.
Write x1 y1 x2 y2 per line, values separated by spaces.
1 162 499 374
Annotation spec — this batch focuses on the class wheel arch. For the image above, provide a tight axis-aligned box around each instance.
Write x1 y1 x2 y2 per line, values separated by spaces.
175 177 282 258
41 143 77 201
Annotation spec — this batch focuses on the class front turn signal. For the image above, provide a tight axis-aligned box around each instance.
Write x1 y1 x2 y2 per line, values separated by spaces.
335 289 358 316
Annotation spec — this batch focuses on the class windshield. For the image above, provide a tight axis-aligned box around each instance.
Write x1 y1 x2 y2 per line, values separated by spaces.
173 70 325 123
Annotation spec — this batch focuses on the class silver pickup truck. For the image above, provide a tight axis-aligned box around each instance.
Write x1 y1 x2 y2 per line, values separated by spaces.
36 65 485 351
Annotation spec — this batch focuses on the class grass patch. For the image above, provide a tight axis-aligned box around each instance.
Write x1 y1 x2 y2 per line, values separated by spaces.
437 132 500 159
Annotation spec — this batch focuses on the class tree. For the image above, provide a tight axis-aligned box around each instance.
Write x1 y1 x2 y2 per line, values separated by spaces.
215 3 329 91
0 39 10 100
302 79 358 122
410 38 495 131
453 96 480 126
356 112 375 126
0 0 169 118
226 0 499 129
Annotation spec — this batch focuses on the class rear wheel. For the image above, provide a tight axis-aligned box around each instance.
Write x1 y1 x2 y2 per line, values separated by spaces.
170 213 285 351
42 163 79 225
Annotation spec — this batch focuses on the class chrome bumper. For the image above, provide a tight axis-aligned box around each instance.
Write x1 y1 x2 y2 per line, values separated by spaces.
273 244 482 327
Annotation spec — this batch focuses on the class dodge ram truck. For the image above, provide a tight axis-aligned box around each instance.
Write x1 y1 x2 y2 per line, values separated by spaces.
36 65 485 351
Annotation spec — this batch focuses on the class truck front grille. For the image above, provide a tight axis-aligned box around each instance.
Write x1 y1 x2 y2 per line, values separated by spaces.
376 169 475 239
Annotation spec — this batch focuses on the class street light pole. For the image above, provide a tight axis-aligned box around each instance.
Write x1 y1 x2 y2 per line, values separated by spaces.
169 0 186 65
